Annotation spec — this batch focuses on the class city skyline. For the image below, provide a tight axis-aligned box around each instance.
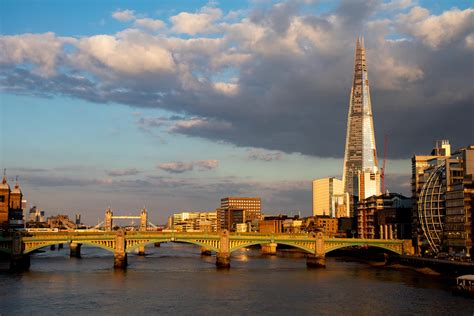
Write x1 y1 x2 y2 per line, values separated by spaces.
1 0 473 224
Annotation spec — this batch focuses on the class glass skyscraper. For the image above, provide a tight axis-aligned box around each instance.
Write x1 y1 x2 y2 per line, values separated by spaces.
342 37 379 198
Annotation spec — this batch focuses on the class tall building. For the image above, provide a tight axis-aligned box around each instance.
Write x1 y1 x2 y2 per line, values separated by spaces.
0 174 24 227
312 178 349 217
220 197 262 222
342 37 379 199
412 141 473 256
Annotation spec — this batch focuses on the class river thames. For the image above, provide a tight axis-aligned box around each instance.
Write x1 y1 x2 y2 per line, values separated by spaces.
0 243 472 315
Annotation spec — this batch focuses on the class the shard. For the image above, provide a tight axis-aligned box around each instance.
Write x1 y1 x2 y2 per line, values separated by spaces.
342 37 379 197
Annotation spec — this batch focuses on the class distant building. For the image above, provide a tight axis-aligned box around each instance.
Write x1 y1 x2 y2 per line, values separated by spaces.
28 206 46 224
170 211 217 232
220 197 262 222
312 178 349 218
357 192 412 239
314 215 339 237
0 174 24 228
47 215 76 230
259 215 300 233
217 208 245 232
412 141 473 256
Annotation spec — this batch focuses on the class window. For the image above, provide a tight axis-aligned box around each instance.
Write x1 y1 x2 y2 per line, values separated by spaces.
0 195 4 203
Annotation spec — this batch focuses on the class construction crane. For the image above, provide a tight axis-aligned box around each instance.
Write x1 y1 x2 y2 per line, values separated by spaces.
381 134 389 193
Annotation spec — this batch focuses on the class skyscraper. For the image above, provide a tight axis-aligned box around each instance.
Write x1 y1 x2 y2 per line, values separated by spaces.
342 37 379 198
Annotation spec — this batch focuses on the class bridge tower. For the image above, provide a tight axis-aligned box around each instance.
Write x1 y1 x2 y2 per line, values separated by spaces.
105 207 113 231
140 207 148 232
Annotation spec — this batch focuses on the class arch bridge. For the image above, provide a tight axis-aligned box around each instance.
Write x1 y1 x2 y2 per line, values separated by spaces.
0 231 414 271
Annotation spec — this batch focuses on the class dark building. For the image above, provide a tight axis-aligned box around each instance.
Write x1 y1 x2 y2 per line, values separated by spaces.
357 192 412 239
217 208 245 232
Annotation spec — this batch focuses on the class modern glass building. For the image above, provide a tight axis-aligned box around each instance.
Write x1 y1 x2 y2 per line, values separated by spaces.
342 37 379 198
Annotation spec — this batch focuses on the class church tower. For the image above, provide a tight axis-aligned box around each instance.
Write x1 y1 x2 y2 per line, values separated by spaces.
342 37 379 199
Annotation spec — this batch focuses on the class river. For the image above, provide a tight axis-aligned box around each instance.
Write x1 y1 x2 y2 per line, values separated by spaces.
0 243 472 315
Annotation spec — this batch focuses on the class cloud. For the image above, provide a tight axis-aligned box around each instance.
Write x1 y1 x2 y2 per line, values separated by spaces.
157 162 194 174
248 149 283 161
1 2 473 160
170 6 222 35
134 18 166 31
396 7 474 48
157 160 219 173
112 9 136 22
106 168 140 177
195 160 219 170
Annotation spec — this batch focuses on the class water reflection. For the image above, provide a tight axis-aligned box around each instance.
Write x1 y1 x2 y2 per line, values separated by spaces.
0 243 472 315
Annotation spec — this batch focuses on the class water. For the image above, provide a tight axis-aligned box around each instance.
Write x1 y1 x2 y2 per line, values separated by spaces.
0 243 472 315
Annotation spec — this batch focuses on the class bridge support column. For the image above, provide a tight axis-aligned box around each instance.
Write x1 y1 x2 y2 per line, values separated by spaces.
114 230 127 269
261 243 277 255
70 242 82 258
201 247 212 256
307 231 326 268
10 232 30 272
138 245 146 256
216 230 230 268
154 242 161 247
58 243 64 250
50 244 56 251
306 255 326 268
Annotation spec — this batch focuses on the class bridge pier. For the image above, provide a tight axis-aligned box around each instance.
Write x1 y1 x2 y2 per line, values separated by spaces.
50 244 56 251
69 242 82 258
216 230 230 268
201 247 212 256
10 232 30 272
306 255 326 268
114 230 127 269
138 245 146 256
154 242 161 247
261 243 277 255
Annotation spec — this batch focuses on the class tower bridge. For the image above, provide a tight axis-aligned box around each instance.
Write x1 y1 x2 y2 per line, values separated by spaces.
0 230 414 271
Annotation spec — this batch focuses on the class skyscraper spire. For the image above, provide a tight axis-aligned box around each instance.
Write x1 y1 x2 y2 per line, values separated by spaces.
342 37 378 198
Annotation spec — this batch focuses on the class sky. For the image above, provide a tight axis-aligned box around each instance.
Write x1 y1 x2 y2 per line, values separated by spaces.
0 0 473 225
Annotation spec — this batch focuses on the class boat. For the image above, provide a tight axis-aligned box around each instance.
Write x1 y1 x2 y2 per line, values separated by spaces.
455 275 474 296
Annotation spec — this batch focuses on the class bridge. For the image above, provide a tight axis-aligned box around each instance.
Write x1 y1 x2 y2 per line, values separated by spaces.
0 230 414 271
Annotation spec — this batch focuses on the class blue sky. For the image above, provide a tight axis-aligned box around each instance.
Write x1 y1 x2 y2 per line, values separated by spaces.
1 0 472 224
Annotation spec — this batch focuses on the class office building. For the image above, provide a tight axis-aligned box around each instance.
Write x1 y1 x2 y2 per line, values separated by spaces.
357 192 412 239
220 197 262 222
342 37 379 200
412 142 473 256
170 211 217 232
312 178 350 217
217 208 245 232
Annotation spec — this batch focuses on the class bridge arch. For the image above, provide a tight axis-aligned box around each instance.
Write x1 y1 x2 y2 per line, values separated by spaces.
229 241 314 254
125 238 220 254
324 243 402 255
23 240 115 254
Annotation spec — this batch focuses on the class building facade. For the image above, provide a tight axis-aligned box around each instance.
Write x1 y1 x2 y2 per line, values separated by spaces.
357 192 412 239
412 142 473 256
217 208 245 232
220 197 262 222
170 211 217 232
0 174 24 228
312 178 349 217
342 37 379 199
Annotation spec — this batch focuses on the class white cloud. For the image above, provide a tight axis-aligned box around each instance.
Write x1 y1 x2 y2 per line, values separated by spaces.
396 7 474 48
74 34 175 75
112 9 135 22
380 0 414 11
213 82 239 95
170 6 222 35
134 18 166 31
0 32 74 77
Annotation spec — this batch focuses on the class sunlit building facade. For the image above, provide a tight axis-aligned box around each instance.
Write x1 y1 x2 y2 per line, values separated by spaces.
312 178 349 217
342 37 379 201
413 141 473 256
